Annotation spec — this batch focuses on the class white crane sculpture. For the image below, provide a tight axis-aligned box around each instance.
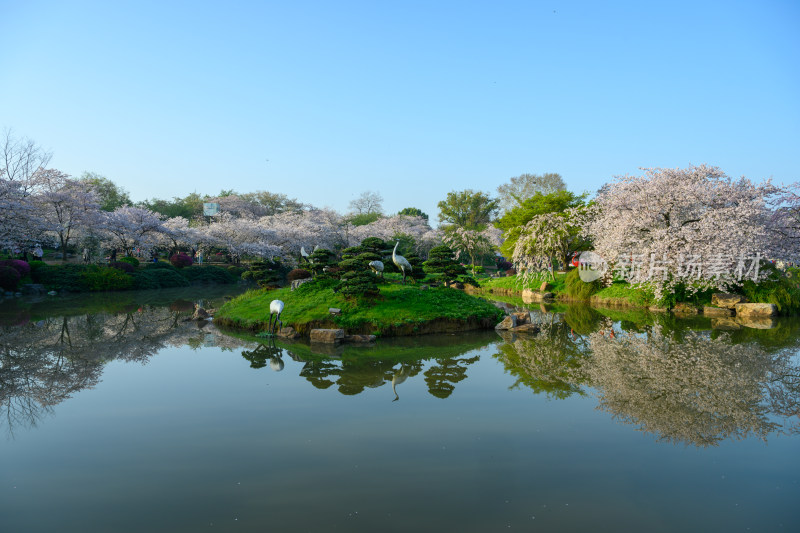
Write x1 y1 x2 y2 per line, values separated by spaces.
368 260 384 277
392 241 412 284
268 299 284 335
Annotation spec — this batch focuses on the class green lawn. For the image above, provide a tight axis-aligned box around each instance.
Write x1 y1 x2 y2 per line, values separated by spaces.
215 281 505 336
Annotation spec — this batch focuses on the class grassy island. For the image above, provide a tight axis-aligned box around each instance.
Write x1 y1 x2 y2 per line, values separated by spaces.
214 281 505 337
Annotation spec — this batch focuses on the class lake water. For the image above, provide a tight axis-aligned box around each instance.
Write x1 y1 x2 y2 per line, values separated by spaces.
1 288 798 532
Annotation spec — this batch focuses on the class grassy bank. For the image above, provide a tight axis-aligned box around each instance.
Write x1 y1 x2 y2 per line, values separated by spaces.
215 281 505 337
475 267 800 315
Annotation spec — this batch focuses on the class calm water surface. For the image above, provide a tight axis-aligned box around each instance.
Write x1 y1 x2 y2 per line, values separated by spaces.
1 289 798 532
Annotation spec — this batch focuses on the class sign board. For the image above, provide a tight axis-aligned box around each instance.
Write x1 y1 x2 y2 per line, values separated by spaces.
203 202 220 216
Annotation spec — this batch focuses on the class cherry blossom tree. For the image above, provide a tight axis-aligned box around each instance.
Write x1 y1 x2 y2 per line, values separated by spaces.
443 227 496 273
33 168 101 261
588 165 779 299
101 206 165 256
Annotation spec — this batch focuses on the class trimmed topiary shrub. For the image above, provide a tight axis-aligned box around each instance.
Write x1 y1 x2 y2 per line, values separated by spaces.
146 261 177 271
110 261 136 273
335 258 380 298
226 265 247 278
241 260 285 287
497 260 512 271
0 259 31 277
505 268 516 276
287 268 312 282
118 256 140 267
170 253 193 268
0 265 21 291
28 260 47 272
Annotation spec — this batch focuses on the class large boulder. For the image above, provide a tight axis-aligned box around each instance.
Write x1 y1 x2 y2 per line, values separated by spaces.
703 306 734 317
494 315 518 330
310 328 345 343
512 312 531 325
276 326 300 339
672 303 699 315
522 290 555 303
290 278 313 291
711 293 744 309
734 303 778 317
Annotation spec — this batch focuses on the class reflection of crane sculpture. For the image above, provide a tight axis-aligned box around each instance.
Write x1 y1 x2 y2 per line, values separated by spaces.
392 241 412 284
391 365 410 401
368 260 384 277
269 299 284 335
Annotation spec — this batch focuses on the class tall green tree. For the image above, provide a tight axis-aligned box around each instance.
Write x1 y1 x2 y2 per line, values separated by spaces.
79 172 132 212
437 189 498 230
398 207 429 221
495 190 588 258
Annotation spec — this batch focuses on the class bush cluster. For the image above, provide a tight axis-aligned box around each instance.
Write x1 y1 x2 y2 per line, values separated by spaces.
0 265 21 291
110 261 136 273
170 253 193 268
81 268 134 291
0 259 31 277
118 256 140 267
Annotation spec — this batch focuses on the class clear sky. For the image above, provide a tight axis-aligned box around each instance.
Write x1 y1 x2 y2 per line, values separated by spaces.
1 0 798 224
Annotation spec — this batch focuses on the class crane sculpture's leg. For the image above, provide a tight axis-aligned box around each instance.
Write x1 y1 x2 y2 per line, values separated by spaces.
268 313 274 335
275 313 282 335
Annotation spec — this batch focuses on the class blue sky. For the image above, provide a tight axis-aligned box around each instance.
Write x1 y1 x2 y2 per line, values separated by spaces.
1 0 798 224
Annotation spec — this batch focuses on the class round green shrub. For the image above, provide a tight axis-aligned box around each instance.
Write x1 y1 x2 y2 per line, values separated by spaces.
0 265 21 291
80 268 134 291
146 261 177 271
118 256 140 267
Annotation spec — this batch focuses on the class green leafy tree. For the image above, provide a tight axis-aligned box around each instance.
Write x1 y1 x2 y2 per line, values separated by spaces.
398 207 429 221
495 190 589 258
437 189 499 230
348 212 381 226
79 172 132 212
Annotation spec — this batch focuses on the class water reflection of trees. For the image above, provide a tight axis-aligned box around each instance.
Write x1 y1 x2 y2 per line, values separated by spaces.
0 305 256 436
493 307 595 400
292 355 480 399
493 304 800 446
585 326 800 447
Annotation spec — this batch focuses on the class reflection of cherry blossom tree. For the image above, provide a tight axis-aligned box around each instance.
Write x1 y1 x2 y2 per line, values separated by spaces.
0 305 258 436
584 326 800 447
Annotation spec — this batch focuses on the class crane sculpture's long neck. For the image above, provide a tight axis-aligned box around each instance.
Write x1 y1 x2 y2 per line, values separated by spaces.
393 241 399 261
